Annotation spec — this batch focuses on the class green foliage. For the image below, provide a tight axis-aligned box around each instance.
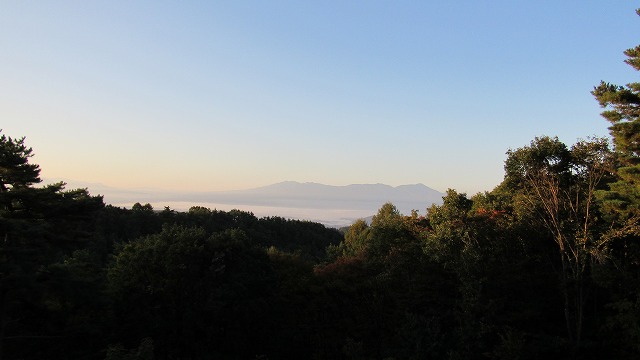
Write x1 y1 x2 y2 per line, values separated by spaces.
10 26 640 356
108 224 279 359
501 135 614 353
343 218 371 254
0 132 106 359
592 21 640 224
590 13 640 357
0 130 40 190
424 189 473 264
425 189 564 359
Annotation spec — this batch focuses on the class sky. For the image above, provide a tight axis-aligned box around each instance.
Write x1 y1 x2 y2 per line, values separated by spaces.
2 1 639 196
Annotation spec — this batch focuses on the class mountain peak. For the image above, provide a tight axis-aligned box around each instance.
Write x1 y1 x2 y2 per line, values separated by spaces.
242 181 443 209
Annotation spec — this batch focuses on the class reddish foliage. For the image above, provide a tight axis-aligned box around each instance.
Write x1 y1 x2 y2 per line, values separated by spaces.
476 208 506 219
314 255 365 277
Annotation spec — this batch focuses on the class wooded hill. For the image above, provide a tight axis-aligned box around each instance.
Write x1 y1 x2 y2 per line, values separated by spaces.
2 11 640 360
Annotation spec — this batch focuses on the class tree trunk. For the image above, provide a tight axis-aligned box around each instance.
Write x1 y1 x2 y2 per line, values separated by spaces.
560 253 574 347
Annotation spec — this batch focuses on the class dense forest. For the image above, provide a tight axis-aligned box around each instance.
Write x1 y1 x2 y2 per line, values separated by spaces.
3 13 640 360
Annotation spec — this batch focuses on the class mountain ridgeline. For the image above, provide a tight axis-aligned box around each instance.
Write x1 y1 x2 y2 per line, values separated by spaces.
201 181 444 211
69 180 445 227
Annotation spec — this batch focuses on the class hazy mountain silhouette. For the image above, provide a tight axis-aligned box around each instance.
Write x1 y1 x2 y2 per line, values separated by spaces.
179 181 444 214
54 180 445 226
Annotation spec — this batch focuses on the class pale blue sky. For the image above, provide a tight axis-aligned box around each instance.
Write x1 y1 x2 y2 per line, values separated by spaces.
2 1 638 194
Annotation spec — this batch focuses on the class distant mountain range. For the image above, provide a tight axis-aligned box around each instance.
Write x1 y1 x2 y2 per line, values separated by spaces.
53 180 445 227
185 181 445 213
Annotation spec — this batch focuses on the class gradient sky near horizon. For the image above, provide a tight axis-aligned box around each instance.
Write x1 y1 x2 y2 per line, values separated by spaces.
2 1 639 195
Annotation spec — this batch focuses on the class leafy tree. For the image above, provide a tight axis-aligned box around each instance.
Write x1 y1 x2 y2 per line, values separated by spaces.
364 202 415 261
316 203 460 359
424 189 474 265
423 189 563 359
108 225 277 359
503 136 613 353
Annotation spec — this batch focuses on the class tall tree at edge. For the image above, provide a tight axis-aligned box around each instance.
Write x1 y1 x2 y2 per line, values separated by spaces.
0 131 104 360
592 9 640 235
591 9 640 357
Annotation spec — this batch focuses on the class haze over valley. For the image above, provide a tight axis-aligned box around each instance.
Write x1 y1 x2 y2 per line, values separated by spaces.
59 180 445 227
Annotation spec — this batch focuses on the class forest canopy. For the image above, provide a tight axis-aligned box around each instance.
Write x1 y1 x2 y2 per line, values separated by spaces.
2 9 640 360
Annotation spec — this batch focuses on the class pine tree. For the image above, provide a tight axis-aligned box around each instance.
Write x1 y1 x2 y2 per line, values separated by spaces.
0 131 104 359
591 10 640 358
592 9 640 230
